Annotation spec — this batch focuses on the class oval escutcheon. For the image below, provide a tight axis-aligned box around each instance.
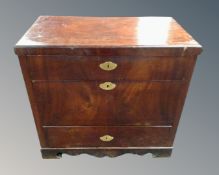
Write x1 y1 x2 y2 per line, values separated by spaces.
100 135 114 142
99 82 116 90
99 61 117 71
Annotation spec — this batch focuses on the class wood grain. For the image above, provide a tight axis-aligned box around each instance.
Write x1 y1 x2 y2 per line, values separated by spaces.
44 126 172 148
17 55 46 147
33 81 187 126
14 16 202 56
14 16 202 158
15 16 200 47
28 55 195 81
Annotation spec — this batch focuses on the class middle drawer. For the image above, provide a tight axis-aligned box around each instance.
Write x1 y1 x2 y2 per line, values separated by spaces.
33 81 187 126
28 55 194 81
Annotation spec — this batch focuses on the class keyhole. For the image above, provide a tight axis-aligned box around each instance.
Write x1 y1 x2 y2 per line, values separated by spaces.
107 84 110 88
107 64 110 68
105 136 109 141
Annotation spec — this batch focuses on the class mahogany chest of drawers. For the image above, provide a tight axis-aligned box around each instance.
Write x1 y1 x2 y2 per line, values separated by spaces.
14 16 202 158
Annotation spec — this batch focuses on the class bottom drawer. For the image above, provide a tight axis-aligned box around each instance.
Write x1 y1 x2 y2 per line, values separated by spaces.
43 127 172 148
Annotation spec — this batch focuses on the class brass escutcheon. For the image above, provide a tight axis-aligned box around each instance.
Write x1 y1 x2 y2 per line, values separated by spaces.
99 61 117 71
100 135 114 142
99 82 116 90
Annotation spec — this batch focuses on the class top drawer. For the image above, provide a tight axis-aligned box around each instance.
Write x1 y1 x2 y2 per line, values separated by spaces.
28 55 195 81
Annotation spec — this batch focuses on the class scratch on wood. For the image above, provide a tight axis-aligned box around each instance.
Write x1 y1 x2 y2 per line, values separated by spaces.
182 47 188 56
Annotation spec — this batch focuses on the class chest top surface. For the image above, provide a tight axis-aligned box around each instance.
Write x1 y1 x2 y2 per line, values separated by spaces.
16 16 201 48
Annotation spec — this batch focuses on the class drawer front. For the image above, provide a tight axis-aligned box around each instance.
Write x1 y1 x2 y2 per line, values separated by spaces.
33 81 187 126
28 55 195 81
44 127 172 148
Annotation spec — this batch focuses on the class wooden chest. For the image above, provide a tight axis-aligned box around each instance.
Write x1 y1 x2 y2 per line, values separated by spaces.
14 16 202 158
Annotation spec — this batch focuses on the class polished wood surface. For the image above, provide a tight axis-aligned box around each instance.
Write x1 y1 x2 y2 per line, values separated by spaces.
14 16 202 56
44 126 171 148
28 55 195 81
33 81 187 126
14 16 202 158
16 16 200 47
17 55 46 146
